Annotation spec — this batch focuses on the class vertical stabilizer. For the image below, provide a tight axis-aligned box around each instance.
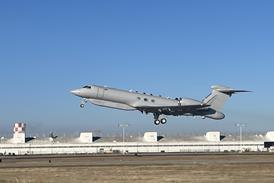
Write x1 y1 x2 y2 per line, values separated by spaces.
203 85 249 111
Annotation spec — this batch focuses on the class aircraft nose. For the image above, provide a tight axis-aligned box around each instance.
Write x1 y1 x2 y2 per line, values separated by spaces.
70 89 81 96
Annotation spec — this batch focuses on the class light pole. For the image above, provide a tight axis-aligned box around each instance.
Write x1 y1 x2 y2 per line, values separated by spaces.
236 123 245 152
119 123 129 154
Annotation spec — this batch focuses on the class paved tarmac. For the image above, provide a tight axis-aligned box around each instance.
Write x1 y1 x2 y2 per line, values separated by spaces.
0 153 274 182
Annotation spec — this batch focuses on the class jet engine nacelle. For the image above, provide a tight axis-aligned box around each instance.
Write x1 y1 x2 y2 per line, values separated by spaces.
205 111 225 120
179 98 203 106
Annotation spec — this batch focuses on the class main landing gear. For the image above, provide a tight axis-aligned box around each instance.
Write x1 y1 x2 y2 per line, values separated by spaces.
153 114 167 125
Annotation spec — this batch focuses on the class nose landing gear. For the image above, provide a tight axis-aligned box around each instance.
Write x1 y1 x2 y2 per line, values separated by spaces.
80 99 87 108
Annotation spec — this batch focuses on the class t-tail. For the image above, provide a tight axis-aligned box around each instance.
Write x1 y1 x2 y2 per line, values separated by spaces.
203 85 250 119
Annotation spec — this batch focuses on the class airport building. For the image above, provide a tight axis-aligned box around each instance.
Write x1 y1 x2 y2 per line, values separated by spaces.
0 124 273 155
0 139 266 155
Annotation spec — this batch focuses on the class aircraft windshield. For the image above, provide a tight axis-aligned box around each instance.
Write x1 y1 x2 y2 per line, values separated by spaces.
83 85 92 89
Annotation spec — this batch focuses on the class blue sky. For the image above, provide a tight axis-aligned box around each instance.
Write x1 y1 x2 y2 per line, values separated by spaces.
0 1 273 136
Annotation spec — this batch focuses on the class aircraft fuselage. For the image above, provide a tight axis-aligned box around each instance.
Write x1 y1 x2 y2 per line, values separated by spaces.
71 84 247 125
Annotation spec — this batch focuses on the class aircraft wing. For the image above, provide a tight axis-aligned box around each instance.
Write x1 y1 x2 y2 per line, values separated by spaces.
136 104 209 114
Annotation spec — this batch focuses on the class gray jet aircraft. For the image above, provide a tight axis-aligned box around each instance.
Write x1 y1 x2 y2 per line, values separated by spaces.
70 85 249 125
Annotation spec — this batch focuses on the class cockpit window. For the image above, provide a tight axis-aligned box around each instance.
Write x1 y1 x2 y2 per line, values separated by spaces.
83 85 92 89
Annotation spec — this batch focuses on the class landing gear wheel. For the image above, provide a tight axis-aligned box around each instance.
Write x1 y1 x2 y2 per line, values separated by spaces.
80 98 87 108
160 118 167 124
154 120 160 125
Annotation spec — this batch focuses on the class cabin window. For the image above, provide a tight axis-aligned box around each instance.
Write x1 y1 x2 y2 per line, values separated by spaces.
151 99 155 103
137 97 141 100
144 98 148 102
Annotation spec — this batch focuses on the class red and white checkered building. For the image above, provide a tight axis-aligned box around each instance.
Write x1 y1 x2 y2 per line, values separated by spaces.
13 122 26 143
13 123 26 133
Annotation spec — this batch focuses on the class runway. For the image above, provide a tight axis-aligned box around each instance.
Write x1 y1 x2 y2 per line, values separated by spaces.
1 153 274 182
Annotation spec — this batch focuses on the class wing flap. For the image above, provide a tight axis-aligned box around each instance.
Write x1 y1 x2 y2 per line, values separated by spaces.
88 99 135 111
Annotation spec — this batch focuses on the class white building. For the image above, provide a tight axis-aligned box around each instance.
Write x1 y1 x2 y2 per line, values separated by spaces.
143 132 158 142
0 131 268 155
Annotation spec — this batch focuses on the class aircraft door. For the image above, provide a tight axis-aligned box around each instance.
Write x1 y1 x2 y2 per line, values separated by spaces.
97 87 105 99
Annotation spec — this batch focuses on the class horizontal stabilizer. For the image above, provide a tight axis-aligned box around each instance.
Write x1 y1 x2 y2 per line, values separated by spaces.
211 85 251 96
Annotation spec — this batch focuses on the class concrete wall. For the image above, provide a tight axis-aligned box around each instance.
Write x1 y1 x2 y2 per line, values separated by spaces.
0 141 265 155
